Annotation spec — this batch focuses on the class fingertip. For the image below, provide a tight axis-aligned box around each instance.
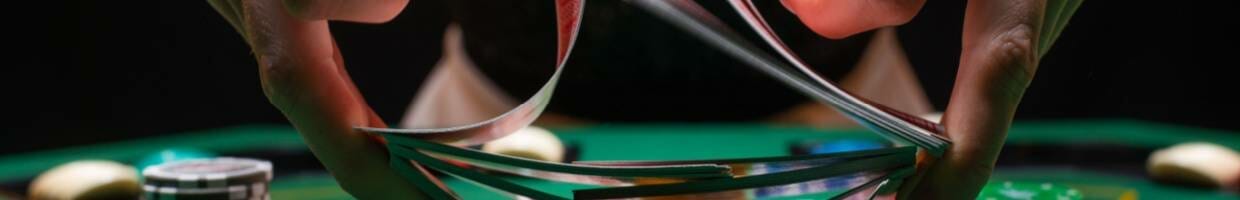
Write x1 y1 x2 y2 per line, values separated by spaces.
282 0 408 23
804 19 864 39
782 0 925 39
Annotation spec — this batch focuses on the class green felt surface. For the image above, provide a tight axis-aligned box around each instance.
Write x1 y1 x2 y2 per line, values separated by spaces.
3 119 1239 199
990 168 1236 200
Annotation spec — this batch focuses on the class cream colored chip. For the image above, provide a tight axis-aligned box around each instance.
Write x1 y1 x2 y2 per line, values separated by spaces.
29 160 141 200
1147 142 1240 189
482 126 566 163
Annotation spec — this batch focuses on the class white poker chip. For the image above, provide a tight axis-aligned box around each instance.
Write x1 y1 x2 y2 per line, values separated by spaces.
142 157 273 189
28 160 142 200
482 126 566 163
142 183 269 200
1147 142 1240 189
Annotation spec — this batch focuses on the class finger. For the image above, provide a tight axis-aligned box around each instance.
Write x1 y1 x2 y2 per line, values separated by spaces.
901 0 1047 199
206 0 247 38
239 0 426 198
282 0 409 23
780 0 926 39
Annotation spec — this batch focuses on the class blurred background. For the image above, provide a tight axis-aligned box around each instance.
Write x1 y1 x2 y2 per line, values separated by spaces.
6 0 1226 154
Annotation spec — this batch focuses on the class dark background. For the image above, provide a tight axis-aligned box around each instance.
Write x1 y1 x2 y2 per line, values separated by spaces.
5 1 1228 154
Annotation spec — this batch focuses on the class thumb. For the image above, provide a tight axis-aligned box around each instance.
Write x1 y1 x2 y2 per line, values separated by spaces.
899 0 1047 199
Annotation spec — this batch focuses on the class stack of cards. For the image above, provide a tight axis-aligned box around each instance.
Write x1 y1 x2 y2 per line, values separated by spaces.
360 0 1081 199
383 132 916 199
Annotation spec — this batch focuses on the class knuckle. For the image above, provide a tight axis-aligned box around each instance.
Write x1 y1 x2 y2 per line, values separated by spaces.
974 23 1039 99
996 23 1036 65
994 23 1038 86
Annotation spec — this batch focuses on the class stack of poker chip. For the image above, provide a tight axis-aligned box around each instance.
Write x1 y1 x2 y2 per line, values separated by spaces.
141 157 273 200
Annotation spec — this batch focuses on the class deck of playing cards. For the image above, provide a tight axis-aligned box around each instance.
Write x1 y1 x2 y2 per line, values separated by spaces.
363 0 1081 199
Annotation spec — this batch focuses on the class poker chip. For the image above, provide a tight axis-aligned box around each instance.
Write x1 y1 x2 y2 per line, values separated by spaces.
142 184 268 200
1147 142 1240 189
28 160 142 200
481 126 566 163
142 157 272 200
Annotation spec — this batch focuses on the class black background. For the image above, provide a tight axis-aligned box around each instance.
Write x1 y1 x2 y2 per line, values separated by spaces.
5 1 1229 154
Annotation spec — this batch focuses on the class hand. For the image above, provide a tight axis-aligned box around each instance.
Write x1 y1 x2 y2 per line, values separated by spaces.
783 0 1051 198
205 0 427 199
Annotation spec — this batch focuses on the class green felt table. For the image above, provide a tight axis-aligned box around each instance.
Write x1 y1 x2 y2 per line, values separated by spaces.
2 119 1238 199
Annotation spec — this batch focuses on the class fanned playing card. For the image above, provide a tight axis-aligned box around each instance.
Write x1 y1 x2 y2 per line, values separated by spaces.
363 0 1083 199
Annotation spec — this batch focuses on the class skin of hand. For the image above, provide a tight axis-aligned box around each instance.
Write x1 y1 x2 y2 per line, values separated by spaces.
782 0 1047 199
205 0 428 199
